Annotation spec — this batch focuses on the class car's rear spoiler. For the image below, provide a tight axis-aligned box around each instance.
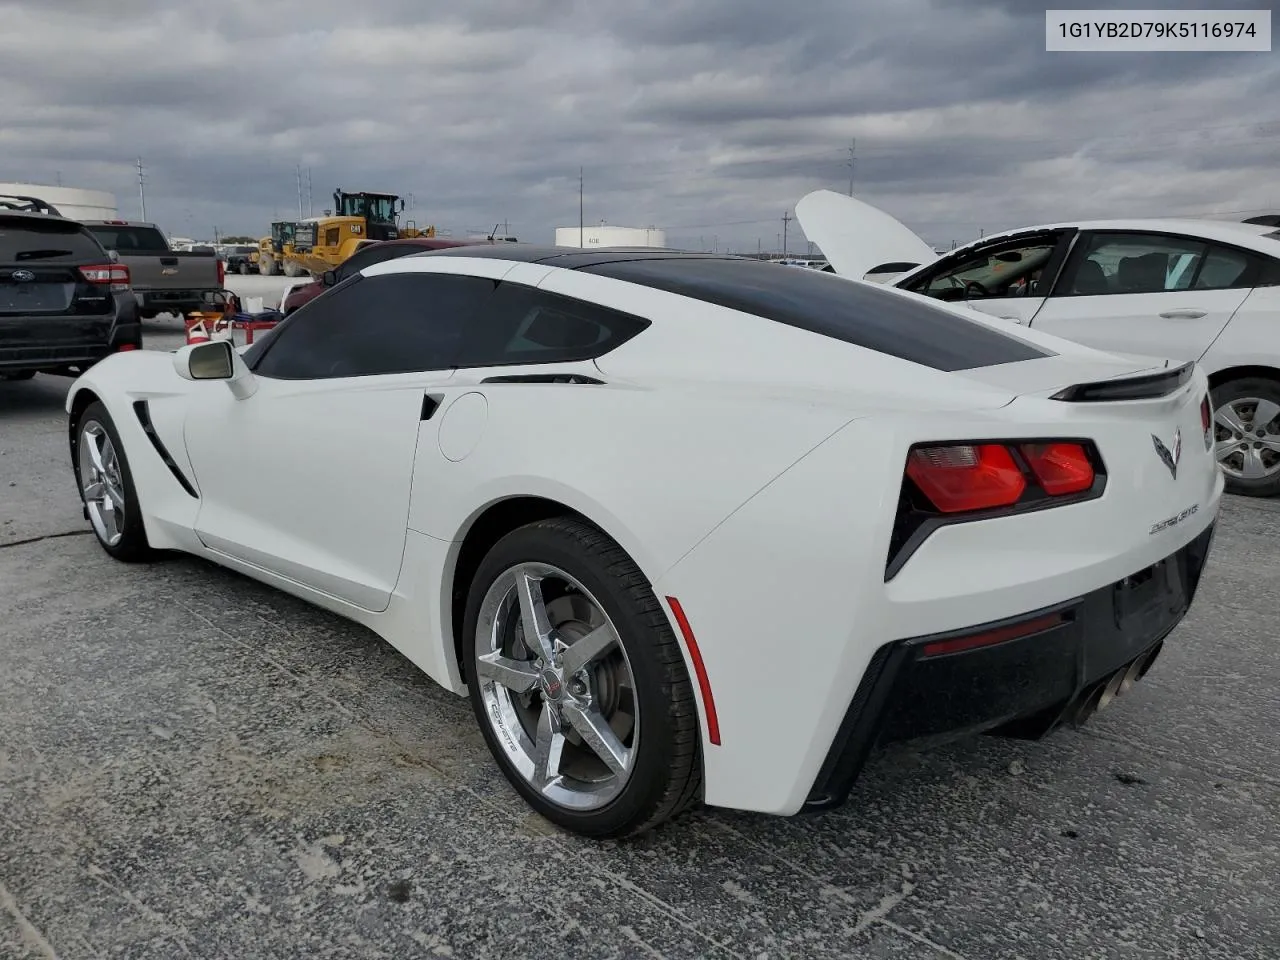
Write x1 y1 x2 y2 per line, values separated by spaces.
1050 361 1194 402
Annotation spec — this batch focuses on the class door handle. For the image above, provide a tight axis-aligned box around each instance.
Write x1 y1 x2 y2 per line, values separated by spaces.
1159 309 1206 319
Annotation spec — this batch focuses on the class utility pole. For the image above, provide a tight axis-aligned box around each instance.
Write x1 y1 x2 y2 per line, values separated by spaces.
213 226 220 244
847 138 856 196
757 238 761 257
295 164 304 219
136 158 147 221
578 167 584 248
782 210 792 259
306 167 313 216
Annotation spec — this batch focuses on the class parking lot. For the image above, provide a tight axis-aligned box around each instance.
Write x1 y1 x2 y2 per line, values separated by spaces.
1 313 1278 959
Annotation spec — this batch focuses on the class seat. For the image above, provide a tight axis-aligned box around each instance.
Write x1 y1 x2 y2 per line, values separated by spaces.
1072 259 1110 295
1115 253 1168 293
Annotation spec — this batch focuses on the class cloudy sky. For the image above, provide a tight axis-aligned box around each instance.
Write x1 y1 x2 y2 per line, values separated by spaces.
1 0 1276 252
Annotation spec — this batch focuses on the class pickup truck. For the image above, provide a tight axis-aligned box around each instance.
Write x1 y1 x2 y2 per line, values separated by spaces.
81 220 224 319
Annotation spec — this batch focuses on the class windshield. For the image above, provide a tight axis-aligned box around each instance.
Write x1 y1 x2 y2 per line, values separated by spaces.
0 219 105 261
86 224 170 253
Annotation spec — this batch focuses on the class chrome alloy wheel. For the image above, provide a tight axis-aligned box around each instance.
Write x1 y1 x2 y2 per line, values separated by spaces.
1214 397 1280 482
474 562 639 811
78 421 126 547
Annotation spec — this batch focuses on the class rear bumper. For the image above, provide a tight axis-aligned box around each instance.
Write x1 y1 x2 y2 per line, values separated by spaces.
805 522 1216 810
0 307 140 374
134 289 219 314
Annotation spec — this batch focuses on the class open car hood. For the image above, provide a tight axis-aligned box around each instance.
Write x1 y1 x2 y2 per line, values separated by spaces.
795 190 938 281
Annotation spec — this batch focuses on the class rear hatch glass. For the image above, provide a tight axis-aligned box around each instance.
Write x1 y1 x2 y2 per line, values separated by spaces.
1 217 109 316
85 224 170 252
582 257 1052 372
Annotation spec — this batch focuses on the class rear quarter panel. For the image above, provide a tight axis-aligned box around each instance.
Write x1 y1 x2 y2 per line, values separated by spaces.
1200 283 1280 376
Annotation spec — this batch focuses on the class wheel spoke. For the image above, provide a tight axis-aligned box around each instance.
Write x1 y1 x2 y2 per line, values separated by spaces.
83 480 105 501
101 498 120 538
559 623 617 677
475 652 539 694
1241 446 1273 480
85 431 106 474
561 701 630 776
1252 398 1280 429
515 568 556 661
531 703 565 790
105 482 126 513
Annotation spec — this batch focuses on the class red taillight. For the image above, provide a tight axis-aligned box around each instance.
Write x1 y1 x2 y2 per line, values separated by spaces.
216 257 225 287
906 444 1026 513
80 263 131 292
1200 395 1213 450
116 343 138 352
1019 442 1095 495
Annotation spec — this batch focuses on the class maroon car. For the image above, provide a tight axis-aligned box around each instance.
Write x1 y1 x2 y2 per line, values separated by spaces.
280 237 484 315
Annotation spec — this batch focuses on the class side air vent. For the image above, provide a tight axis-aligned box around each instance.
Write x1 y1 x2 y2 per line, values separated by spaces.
132 401 198 498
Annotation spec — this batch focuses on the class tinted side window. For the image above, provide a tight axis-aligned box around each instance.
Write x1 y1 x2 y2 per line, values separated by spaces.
1192 245 1254 290
456 282 650 368
252 273 493 379
582 258 1049 371
1060 233 1210 296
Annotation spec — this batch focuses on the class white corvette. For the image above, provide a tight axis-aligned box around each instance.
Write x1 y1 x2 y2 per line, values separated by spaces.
65 246 1222 837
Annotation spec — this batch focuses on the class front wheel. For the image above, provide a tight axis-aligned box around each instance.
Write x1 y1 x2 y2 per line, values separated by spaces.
72 401 155 562
462 518 702 838
1211 377 1280 497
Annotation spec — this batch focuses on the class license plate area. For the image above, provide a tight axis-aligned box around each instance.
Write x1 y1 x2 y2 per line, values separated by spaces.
0 282 75 313
1112 556 1185 633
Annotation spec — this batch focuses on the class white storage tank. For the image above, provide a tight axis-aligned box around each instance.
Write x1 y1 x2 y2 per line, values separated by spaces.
0 182 119 220
555 225 666 248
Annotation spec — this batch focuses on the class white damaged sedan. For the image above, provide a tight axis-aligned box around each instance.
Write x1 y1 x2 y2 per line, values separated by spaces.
65 245 1222 837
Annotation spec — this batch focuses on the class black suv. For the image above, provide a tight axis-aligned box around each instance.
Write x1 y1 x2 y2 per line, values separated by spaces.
0 209 141 380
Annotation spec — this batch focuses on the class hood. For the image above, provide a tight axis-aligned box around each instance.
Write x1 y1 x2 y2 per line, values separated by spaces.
795 190 938 281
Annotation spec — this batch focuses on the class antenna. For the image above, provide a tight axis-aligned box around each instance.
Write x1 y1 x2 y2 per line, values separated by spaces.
136 157 147 221
296 164 304 219
579 167 584 248
306 167 313 216
847 138 856 196
782 210 793 258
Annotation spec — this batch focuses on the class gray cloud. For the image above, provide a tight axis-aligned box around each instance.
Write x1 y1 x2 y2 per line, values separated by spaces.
1 0 1276 252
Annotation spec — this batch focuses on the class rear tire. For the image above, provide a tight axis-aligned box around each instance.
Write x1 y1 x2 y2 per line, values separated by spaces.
1210 377 1280 497
239 262 250 275
72 401 156 562
259 257 277 276
462 517 702 838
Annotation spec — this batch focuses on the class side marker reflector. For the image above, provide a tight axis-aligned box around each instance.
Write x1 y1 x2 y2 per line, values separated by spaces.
665 596 720 745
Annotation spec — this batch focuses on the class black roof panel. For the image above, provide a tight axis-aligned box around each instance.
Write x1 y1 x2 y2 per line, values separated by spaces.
405 243 745 269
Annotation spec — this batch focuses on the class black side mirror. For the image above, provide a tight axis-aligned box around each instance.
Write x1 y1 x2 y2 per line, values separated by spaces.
322 270 338 287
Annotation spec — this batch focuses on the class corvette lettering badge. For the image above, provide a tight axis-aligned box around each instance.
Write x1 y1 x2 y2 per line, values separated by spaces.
1150 503 1198 536
1151 428 1181 480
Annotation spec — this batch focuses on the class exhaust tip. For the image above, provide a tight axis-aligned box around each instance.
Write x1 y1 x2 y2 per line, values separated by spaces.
1095 667 1128 713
